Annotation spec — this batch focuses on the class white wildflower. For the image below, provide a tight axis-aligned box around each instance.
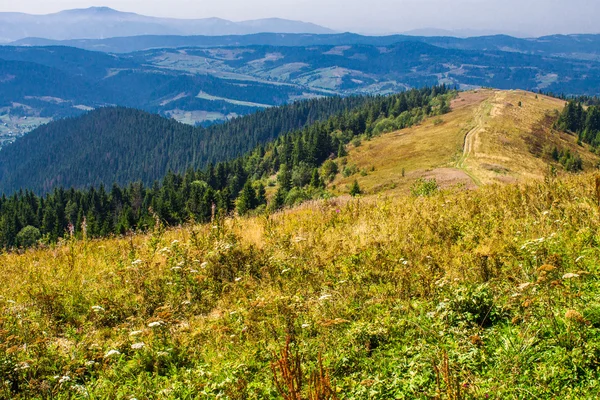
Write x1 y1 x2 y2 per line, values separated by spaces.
91 305 105 312
171 240 180 245
235 277 242 282
85 361 96 367
129 330 143 336
318 294 332 301
171 266 182 271
131 342 145 350
517 282 532 291
281 268 291 274
200 262 208 269
575 255 585 263
131 259 143 265
301 323 310 328
58 375 71 384
181 300 191 305
148 321 164 328
104 349 121 358
562 273 580 280
189 269 199 273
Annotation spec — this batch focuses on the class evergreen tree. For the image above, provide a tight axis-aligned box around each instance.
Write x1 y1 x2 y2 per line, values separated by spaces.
350 180 362 197
237 181 257 215
337 142 348 158
256 183 267 206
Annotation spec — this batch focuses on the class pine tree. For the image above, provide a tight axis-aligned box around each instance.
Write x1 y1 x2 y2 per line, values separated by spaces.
337 142 347 158
237 181 257 215
277 164 293 191
256 183 267 206
310 169 324 189
269 187 287 212
350 180 362 197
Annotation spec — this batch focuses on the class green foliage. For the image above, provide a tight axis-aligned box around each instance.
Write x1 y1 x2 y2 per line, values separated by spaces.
0 86 452 248
2 173 600 398
15 225 41 248
410 178 439 196
349 180 362 197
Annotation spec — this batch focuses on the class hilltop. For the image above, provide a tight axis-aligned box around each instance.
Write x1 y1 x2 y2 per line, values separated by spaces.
333 90 598 195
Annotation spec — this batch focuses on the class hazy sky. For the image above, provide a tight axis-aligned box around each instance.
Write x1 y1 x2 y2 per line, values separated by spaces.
3 0 599 36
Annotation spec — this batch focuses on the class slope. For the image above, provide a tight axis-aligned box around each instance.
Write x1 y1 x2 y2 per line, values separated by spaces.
1 171 599 398
0 95 376 194
332 90 598 195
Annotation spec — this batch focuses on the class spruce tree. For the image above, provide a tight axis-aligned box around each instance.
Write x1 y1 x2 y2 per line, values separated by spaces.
256 183 267 206
237 181 257 215
337 142 348 158
350 180 362 197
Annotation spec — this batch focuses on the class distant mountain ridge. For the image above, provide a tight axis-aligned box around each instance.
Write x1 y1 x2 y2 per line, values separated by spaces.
0 7 335 42
11 32 600 63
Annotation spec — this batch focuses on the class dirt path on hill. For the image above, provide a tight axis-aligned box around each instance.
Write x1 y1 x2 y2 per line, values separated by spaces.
456 91 504 186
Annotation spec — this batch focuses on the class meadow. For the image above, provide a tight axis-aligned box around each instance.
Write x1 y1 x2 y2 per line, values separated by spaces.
1 171 600 399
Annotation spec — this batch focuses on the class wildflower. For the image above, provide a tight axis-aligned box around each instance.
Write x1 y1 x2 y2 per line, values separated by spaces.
72 384 88 396
171 240 180 245
301 323 310 328
131 342 145 350
200 262 208 269
104 349 121 358
15 362 30 371
235 277 242 282
336 209 341 213
85 361 96 367
131 259 143 265
91 305 105 312
129 330 143 336
171 266 182 271
562 273 580 279
148 321 164 328
318 294 332 301
58 375 71 384
575 255 585 263
181 300 191 305
281 268 291 274
517 282 531 291
189 269 199 273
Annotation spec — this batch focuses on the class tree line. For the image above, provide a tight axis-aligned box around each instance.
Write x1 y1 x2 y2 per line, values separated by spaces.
0 85 452 249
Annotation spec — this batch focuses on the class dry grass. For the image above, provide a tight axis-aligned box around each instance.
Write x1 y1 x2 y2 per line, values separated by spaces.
1 172 600 398
331 89 599 196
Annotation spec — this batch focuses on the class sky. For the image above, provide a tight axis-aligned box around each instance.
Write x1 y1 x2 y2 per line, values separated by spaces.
2 0 599 37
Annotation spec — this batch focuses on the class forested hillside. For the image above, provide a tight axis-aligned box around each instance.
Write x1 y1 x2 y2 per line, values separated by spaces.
0 87 449 248
0 95 377 194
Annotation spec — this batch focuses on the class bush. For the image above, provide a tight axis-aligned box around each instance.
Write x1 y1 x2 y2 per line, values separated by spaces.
16 225 41 248
410 178 439 196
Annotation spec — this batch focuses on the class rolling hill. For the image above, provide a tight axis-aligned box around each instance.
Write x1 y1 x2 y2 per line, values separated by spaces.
332 89 597 195
1 92 600 398
2 39 600 146
0 95 376 194
13 32 600 62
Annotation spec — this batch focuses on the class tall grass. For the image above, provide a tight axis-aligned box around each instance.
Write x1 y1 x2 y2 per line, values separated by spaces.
1 173 599 398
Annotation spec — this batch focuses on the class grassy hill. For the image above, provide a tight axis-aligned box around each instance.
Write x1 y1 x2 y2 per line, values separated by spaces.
1 90 600 398
1 171 600 398
332 90 599 196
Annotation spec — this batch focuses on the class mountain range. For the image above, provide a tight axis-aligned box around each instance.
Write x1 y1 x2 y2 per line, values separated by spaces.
0 7 335 43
